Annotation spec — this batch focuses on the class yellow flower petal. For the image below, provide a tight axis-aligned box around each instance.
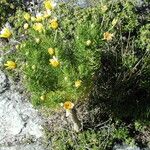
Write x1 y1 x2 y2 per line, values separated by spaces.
4 61 17 69
103 32 113 41
43 10 51 18
35 38 40 43
44 0 56 10
32 65 36 70
75 80 82 88
35 13 44 22
33 23 44 32
49 56 60 67
112 18 118 26
23 23 29 30
63 101 74 110
101 5 108 13
48 48 54 55
15 45 19 49
40 95 45 101
50 19 58 29
31 16 36 22
0 27 12 38
86 40 92 46
24 12 30 21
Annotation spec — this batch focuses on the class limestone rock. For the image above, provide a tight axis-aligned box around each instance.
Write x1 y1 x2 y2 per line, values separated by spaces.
0 70 46 149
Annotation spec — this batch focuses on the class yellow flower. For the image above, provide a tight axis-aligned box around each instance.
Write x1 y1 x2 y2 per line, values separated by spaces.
23 23 29 30
44 0 56 10
32 65 36 70
103 32 113 41
24 12 30 21
43 10 51 18
49 56 60 67
86 40 92 46
0 27 12 38
48 48 54 55
101 5 108 13
112 18 118 26
50 19 58 29
31 16 36 22
4 61 17 69
40 95 45 101
33 23 44 32
63 101 74 110
75 80 82 88
35 38 40 43
36 13 44 22
15 45 19 49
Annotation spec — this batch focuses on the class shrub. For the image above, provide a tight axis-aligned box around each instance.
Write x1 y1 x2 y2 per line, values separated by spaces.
5 2 103 107
2 0 150 116
45 126 115 150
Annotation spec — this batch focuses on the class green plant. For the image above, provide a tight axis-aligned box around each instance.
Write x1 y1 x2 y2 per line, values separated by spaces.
45 128 114 150
112 126 135 146
0 0 24 27
2 1 150 117
5 2 104 108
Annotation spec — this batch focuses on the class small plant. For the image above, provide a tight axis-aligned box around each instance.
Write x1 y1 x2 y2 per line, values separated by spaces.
63 101 81 132
45 126 115 150
0 0 24 27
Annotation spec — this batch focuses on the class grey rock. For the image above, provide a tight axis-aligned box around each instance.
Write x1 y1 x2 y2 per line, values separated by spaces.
113 144 140 150
113 144 150 150
0 71 8 93
0 142 45 150
0 70 46 149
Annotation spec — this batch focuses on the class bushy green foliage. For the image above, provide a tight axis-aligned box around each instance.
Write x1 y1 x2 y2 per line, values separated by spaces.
87 1 150 119
2 0 150 115
7 3 103 107
0 0 24 27
45 120 139 150
46 128 114 150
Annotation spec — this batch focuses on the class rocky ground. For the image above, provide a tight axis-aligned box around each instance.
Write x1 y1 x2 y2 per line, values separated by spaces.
0 70 47 150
